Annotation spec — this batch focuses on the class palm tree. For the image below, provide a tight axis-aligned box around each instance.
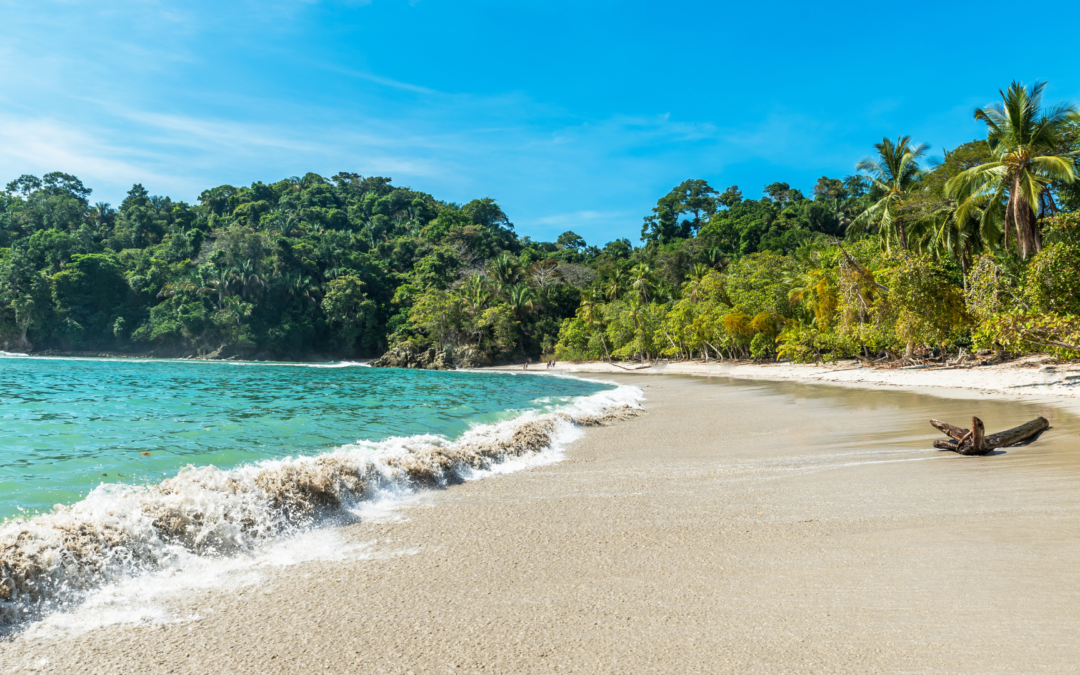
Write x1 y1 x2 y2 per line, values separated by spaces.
946 81 1079 260
198 267 233 308
157 270 199 299
280 272 320 305
505 284 538 320
219 296 253 325
629 264 656 304
576 289 610 359
505 284 538 355
232 259 265 299
703 247 726 270
852 136 929 250
606 269 628 301
486 253 523 287
91 202 115 234
786 267 834 330
461 274 492 311
931 204 1002 284
682 263 710 302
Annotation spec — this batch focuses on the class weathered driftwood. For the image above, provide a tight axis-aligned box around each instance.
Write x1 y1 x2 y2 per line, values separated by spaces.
930 416 1049 455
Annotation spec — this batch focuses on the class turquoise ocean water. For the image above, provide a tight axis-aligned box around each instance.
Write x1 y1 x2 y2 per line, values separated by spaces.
0 356 610 521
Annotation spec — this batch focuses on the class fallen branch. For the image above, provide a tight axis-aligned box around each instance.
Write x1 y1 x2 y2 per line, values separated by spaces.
604 360 653 371
930 416 1049 455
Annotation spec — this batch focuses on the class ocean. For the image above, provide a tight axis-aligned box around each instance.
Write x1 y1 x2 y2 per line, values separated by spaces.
0 355 638 631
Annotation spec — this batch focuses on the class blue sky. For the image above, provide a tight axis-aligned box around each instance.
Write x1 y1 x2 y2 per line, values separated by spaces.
2 0 1079 245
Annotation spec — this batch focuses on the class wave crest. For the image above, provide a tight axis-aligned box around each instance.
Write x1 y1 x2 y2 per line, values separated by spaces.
0 384 641 629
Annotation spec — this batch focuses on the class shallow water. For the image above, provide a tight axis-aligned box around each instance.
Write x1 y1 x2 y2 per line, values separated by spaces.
0 357 611 520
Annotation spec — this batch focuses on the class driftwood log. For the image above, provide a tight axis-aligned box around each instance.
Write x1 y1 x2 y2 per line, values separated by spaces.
930 416 1049 455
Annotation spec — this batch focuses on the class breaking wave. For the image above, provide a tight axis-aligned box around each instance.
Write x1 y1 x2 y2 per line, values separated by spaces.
0 381 641 631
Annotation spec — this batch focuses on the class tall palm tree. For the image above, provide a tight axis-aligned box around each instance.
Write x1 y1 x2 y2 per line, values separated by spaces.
505 284 539 355
280 272 320 305
786 267 834 330
852 136 929 250
946 81 1079 260
629 264 656 304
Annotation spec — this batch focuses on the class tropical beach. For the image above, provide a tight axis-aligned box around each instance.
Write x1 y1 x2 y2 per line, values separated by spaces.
5 0 1080 672
3 367 1080 674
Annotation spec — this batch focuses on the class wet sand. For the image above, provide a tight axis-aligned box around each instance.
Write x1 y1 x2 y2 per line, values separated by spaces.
4 374 1080 673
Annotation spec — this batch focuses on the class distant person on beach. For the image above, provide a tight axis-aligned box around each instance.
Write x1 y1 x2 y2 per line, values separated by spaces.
523 359 530 370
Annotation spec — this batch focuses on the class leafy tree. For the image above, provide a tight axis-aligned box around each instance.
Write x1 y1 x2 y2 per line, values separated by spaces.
52 254 130 345
322 274 376 354
556 231 586 251
641 179 718 243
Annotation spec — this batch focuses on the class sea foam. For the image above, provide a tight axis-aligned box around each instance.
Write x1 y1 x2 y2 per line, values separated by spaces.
0 379 641 633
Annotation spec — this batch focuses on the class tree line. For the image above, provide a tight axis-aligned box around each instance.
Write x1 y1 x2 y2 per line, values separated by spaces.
1 81 1078 364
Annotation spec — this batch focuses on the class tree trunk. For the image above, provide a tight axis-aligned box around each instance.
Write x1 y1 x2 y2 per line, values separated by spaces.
931 416 1048 455
1004 194 1012 252
961 242 970 294
1011 174 1041 260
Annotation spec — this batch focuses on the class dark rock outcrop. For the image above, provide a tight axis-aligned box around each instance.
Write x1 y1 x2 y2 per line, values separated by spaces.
371 346 452 370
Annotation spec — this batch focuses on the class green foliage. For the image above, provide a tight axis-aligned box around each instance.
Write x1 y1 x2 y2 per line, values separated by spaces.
322 275 377 354
3 81 1079 363
1023 242 1080 315
749 332 774 360
878 254 968 351
51 254 130 345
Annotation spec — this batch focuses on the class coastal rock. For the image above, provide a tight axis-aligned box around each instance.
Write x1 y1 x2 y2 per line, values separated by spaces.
371 345 453 370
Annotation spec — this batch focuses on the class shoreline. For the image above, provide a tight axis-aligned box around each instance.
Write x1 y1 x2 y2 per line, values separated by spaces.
0 365 636 632
11 349 1080 414
4 372 1078 673
488 356 1080 414
0 349 348 363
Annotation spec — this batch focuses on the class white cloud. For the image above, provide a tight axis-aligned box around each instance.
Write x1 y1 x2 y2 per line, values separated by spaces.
0 115 179 198
533 210 632 227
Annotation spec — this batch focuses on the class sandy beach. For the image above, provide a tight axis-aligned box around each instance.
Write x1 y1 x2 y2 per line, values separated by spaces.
3 368 1080 674
541 357 1080 413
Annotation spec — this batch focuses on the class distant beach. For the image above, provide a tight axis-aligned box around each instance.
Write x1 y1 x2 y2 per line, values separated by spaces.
5 371 1080 674
515 356 1080 414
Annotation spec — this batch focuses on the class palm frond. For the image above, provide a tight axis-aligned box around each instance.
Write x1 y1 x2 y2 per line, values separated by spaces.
1031 155 1078 182
945 162 1005 199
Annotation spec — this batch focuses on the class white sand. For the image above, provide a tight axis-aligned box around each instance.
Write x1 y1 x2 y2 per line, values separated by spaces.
528 356 1080 413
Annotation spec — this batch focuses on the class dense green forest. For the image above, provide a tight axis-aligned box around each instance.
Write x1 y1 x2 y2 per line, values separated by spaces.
2 81 1079 364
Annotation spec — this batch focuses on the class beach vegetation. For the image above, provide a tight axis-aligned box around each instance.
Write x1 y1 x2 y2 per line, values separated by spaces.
2 82 1080 364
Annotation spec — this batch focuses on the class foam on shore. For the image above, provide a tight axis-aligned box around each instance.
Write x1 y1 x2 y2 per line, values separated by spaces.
0 381 642 632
